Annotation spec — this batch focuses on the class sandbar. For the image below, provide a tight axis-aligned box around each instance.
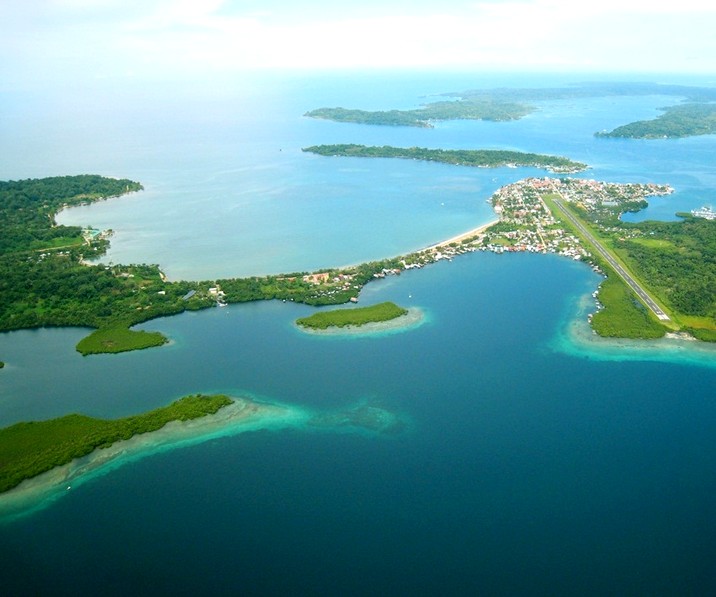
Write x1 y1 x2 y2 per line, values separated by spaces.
0 396 309 522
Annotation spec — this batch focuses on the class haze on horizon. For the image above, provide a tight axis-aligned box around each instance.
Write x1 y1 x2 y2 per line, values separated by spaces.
2 0 715 89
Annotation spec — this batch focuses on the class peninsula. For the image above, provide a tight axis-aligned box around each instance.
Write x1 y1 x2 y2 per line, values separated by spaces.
1 172 714 359
303 144 587 174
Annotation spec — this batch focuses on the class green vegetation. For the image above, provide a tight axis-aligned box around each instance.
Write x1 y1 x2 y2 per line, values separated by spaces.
589 273 667 339
542 186 715 340
305 99 532 127
76 327 169 355
596 103 716 139
2 172 713 351
306 82 716 130
0 175 142 255
303 144 587 173
0 394 233 493
296 301 408 330
0 176 405 354
610 218 716 324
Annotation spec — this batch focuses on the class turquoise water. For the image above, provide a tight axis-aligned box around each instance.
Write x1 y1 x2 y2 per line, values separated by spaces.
1 72 716 594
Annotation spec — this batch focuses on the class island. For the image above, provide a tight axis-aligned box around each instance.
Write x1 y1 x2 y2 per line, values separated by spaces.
595 103 716 139
302 144 588 173
0 394 233 494
306 82 716 136
1 173 714 353
304 99 532 128
296 301 408 330
0 393 406 518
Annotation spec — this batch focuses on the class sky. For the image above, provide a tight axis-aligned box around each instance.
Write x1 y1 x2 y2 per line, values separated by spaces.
2 0 715 86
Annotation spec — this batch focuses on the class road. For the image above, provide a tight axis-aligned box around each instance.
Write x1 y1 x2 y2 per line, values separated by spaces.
551 193 671 322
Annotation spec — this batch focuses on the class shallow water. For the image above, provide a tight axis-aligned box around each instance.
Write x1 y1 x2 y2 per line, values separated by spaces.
1 72 716 594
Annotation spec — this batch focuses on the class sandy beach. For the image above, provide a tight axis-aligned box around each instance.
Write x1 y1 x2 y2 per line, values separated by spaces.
422 219 499 252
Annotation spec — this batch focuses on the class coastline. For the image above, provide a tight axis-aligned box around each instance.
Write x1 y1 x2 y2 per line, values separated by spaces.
296 307 426 337
553 293 716 369
0 396 309 522
422 219 499 252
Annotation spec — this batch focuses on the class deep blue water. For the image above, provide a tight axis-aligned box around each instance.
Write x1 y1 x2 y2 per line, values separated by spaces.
1 72 716 595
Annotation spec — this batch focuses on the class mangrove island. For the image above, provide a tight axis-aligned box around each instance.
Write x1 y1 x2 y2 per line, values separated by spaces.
296 301 409 330
303 144 587 173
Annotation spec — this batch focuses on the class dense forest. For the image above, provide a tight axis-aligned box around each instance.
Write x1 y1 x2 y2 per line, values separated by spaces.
303 144 587 173
0 394 233 493
612 217 716 319
306 82 716 132
0 176 407 352
304 98 532 127
596 103 716 139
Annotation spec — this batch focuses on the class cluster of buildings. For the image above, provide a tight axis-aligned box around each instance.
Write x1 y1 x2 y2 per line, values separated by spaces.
481 178 588 260
547 178 673 213
276 177 678 303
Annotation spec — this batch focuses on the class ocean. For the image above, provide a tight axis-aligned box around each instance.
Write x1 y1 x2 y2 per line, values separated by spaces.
1 71 716 595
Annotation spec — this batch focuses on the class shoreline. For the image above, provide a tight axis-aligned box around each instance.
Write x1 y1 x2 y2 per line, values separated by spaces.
553 293 716 369
0 397 309 522
296 307 426 337
421 219 499 252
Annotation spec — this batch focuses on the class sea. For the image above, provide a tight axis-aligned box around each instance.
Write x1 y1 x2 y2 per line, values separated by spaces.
1 70 716 595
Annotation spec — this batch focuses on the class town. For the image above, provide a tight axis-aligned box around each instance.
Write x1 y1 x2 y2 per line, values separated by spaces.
284 177 674 304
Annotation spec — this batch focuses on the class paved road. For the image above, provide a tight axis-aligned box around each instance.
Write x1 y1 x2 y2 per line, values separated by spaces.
552 195 671 322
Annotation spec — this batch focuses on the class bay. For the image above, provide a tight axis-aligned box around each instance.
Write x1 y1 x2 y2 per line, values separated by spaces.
1 71 716 594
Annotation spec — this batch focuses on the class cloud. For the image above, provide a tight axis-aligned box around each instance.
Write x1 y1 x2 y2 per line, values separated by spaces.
2 0 715 85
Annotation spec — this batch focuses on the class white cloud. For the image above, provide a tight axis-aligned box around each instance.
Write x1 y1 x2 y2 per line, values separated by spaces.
2 0 715 84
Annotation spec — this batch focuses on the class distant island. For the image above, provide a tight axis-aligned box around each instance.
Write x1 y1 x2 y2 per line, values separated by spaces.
0 394 232 494
296 301 408 330
304 99 531 128
303 144 588 173
306 82 716 138
596 103 716 139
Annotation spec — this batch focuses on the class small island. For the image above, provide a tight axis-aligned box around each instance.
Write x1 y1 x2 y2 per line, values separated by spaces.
296 301 409 330
303 144 588 173
0 394 233 494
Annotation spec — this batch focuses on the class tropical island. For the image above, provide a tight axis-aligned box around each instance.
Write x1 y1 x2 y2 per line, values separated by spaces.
306 82 716 138
303 144 587 173
1 172 715 360
595 103 716 139
304 98 531 127
296 301 408 330
0 394 233 494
